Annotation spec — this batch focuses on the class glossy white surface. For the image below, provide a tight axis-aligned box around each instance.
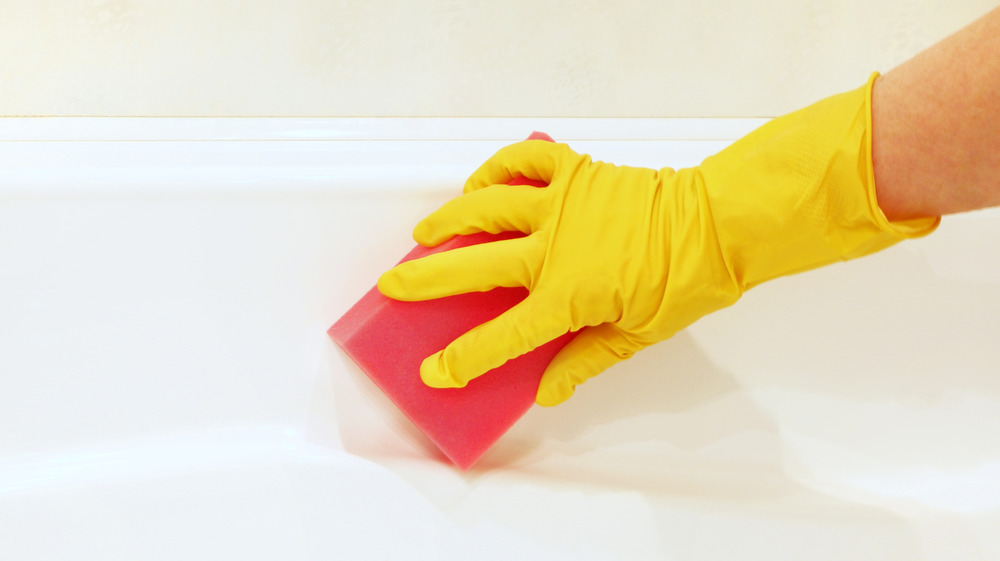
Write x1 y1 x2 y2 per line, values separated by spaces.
1 118 998 560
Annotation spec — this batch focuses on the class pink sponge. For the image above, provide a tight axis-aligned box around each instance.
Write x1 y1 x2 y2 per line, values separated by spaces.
330 132 574 470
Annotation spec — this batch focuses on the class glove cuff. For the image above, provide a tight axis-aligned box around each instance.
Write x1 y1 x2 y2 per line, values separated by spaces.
697 73 939 292
861 72 942 238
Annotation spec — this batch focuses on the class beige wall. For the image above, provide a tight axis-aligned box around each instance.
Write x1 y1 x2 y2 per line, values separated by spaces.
1 0 994 117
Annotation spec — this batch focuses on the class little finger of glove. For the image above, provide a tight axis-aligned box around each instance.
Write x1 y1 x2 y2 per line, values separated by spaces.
463 140 576 194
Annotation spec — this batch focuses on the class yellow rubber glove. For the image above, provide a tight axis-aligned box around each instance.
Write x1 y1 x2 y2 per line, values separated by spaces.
378 74 939 406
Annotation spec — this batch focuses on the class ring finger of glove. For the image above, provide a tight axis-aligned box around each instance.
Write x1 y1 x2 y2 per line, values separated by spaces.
377 234 545 301
413 183 550 246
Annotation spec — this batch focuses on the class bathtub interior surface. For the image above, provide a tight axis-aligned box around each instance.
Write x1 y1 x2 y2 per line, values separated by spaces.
2 118 999 560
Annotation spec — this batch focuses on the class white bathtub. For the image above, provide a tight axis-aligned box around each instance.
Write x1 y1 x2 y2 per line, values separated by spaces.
1 117 998 560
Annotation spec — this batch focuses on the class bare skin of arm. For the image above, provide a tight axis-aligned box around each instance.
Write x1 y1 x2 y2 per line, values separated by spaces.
873 6 1000 221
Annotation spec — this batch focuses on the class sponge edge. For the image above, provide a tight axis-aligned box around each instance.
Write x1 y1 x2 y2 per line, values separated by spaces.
329 132 573 470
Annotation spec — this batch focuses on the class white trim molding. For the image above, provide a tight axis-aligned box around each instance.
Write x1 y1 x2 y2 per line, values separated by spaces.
0 117 763 195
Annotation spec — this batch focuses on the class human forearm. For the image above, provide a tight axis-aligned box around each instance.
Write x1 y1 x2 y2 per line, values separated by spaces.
872 6 1000 221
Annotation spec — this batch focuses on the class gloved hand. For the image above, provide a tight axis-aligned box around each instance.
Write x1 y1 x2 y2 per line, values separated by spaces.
378 74 938 406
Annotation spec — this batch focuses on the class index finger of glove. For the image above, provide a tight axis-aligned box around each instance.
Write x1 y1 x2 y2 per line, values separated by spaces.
419 294 570 389
464 140 572 194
